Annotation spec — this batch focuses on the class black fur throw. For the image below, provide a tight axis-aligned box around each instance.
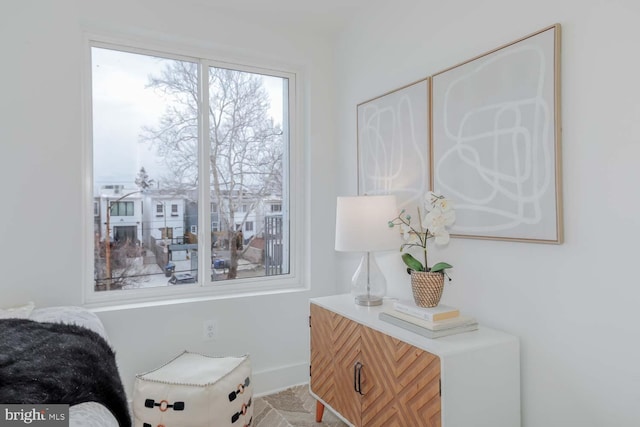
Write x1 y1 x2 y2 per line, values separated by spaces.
0 318 131 427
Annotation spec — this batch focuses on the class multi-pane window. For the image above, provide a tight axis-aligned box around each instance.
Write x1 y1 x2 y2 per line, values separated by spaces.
271 204 282 213
90 42 293 294
110 201 134 216
160 227 173 240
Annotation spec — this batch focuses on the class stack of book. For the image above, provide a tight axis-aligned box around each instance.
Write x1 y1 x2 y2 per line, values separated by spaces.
379 299 478 339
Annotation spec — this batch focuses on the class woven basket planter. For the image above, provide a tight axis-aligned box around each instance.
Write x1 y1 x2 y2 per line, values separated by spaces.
411 271 445 307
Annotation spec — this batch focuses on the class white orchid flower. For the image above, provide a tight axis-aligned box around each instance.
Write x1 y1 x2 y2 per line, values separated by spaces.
400 224 419 244
424 191 439 212
390 192 455 274
435 197 454 213
426 191 454 213
426 208 455 226
433 228 450 245
441 209 455 226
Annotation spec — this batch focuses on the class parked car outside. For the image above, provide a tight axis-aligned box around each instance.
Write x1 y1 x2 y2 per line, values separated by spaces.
168 272 196 285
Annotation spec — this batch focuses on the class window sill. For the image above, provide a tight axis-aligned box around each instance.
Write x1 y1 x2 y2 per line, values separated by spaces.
84 279 309 311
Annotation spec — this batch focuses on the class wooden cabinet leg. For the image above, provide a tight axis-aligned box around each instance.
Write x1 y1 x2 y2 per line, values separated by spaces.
315 400 325 422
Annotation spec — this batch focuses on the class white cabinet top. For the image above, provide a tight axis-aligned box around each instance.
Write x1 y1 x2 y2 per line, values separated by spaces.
310 294 518 358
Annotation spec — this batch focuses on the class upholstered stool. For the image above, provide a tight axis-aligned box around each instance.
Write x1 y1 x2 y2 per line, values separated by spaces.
133 351 252 427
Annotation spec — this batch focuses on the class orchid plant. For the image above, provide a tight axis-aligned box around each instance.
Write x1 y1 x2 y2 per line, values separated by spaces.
388 191 456 276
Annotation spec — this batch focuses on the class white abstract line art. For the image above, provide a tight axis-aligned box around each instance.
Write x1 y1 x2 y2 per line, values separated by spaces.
358 80 429 216
434 40 555 235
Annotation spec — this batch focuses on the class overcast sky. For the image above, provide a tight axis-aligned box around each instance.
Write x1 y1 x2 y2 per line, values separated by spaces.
91 47 284 190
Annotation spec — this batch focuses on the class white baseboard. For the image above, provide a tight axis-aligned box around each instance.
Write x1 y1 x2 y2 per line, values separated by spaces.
252 361 309 396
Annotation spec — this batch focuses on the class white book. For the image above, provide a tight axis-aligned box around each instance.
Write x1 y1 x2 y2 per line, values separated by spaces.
393 299 460 321
381 309 476 331
379 311 478 339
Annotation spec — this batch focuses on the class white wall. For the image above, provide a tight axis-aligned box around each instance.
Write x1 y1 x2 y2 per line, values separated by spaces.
4 0 640 422
334 1 640 426
0 0 339 396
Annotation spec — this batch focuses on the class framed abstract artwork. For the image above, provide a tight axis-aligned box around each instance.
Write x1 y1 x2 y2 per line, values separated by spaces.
357 78 430 220
431 24 563 243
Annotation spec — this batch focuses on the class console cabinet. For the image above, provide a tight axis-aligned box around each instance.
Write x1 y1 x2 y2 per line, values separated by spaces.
309 295 520 427
311 303 441 426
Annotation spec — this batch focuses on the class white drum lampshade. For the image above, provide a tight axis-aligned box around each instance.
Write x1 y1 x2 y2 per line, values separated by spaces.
335 195 399 306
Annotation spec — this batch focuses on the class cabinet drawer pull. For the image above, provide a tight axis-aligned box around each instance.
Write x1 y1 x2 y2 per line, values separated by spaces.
354 362 364 395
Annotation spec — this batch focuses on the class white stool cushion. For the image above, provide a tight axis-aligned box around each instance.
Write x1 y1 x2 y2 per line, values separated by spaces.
133 351 252 427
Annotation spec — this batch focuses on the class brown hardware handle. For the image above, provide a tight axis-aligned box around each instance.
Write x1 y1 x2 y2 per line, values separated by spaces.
354 362 364 395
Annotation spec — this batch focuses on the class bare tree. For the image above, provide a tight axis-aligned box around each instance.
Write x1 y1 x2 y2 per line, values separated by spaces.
142 63 284 279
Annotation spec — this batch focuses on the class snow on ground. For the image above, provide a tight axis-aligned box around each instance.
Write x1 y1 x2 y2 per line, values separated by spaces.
122 251 261 290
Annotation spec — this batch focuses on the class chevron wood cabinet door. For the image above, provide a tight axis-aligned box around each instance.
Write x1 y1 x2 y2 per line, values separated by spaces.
310 303 362 425
331 309 363 425
361 326 441 427
309 295 521 427
311 303 441 427
310 304 362 425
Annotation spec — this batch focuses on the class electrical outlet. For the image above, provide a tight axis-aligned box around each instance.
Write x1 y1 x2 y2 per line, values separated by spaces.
203 319 217 341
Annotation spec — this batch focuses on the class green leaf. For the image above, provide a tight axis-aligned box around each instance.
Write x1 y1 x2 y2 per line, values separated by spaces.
430 262 453 273
402 253 425 272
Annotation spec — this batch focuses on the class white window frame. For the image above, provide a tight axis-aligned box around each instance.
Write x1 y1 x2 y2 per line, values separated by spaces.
82 33 305 307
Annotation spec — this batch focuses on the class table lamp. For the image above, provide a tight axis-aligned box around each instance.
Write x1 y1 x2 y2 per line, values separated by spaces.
335 195 399 306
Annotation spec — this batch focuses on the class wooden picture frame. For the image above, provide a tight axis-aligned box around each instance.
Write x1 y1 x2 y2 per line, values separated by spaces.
430 24 563 243
357 78 430 220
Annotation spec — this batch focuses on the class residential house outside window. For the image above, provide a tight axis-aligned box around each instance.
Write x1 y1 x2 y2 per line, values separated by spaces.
88 39 298 301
